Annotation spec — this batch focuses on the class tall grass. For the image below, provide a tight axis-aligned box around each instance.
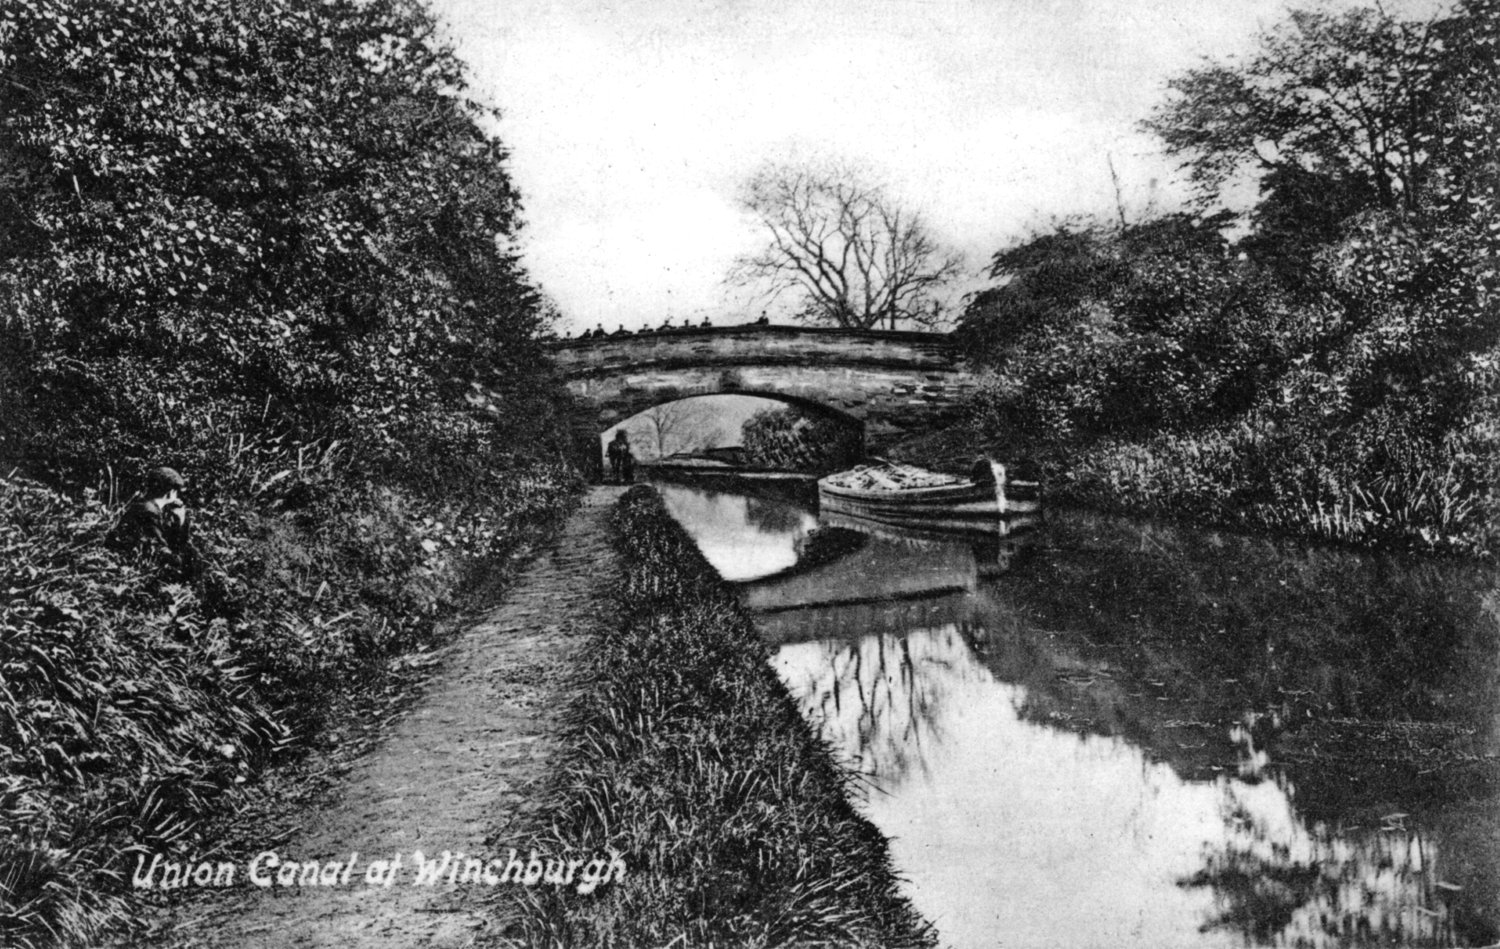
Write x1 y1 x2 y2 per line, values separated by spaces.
507 487 933 948
1037 422 1497 557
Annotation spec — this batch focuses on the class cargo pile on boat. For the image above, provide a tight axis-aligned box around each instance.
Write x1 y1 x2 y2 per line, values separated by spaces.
815 458 1041 537
819 463 965 492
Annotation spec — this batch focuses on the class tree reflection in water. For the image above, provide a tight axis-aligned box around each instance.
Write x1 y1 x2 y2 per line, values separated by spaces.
1187 776 1463 947
1181 710 1469 948
774 623 1483 947
775 623 986 788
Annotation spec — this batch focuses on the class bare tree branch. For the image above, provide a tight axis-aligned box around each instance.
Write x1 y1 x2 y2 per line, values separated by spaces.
728 160 962 329
632 400 719 460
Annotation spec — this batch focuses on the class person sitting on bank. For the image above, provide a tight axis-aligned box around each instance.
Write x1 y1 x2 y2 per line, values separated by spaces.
108 466 200 575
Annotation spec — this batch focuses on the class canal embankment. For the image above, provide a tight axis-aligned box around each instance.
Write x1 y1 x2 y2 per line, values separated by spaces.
504 485 934 947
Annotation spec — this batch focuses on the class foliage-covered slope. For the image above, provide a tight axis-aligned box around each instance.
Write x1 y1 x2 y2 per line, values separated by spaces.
959 0 1499 554
0 1 588 945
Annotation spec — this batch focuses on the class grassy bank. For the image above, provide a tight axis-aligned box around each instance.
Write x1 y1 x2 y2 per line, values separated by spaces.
508 486 933 948
888 417 1498 558
1054 424 1497 556
0 459 580 949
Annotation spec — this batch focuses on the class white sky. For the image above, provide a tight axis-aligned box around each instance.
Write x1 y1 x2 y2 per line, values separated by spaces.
431 0 1447 333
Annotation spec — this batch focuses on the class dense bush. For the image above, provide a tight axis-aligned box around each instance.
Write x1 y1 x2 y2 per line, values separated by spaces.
0 0 569 491
510 487 932 947
740 404 864 473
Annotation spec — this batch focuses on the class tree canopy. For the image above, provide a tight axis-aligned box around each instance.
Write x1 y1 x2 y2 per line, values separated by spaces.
729 161 962 330
1143 6 1445 213
959 0 1498 552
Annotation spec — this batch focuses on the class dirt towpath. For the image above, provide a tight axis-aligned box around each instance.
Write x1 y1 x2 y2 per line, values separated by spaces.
158 487 624 948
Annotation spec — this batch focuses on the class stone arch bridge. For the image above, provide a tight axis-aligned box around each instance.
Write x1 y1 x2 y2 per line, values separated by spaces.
546 323 982 458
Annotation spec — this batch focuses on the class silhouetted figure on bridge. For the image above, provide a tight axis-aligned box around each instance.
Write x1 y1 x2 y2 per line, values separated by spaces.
611 324 632 337
700 316 712 328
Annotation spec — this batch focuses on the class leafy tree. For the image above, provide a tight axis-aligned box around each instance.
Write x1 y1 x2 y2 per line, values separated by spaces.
0 0 557 487
729 160 962 330
0 5 586 943
958 227 1118 356
740 404 863 473
1144 1 1497 298
1144 6 1446 214
963 215 1308 442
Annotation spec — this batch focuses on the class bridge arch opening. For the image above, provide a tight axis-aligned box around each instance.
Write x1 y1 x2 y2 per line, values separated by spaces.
598 392 864 479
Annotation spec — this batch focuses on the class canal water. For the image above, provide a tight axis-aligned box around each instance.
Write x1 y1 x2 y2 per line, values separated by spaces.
654 479 1500 949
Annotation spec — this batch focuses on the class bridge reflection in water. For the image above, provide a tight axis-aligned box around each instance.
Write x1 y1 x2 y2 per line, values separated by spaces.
653 480 1500 949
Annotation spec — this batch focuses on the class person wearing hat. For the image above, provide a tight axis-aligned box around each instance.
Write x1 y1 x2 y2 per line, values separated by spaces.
109 466 196 569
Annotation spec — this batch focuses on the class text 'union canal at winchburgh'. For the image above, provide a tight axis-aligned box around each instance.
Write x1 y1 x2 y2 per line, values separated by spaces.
656 479 1500 949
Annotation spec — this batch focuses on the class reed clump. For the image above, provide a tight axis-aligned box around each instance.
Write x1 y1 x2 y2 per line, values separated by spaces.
509 486 933 948
1052 422 1497 556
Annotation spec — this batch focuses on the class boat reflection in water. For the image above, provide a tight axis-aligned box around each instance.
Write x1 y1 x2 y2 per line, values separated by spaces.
739 508 1038 626
655 480 1499 949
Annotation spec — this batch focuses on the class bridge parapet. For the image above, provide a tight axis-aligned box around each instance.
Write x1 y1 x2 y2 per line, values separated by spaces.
547 324 961 378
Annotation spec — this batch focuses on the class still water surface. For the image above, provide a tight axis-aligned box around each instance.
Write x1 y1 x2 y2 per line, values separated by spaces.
655 479 1500 949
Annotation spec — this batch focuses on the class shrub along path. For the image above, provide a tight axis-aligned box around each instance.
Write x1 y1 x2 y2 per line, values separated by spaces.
155 487 627 948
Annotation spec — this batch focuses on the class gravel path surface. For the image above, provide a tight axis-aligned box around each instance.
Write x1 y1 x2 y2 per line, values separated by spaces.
157 487 624 948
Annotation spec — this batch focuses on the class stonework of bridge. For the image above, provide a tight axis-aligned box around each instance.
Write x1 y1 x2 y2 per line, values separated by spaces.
546 323 981 454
